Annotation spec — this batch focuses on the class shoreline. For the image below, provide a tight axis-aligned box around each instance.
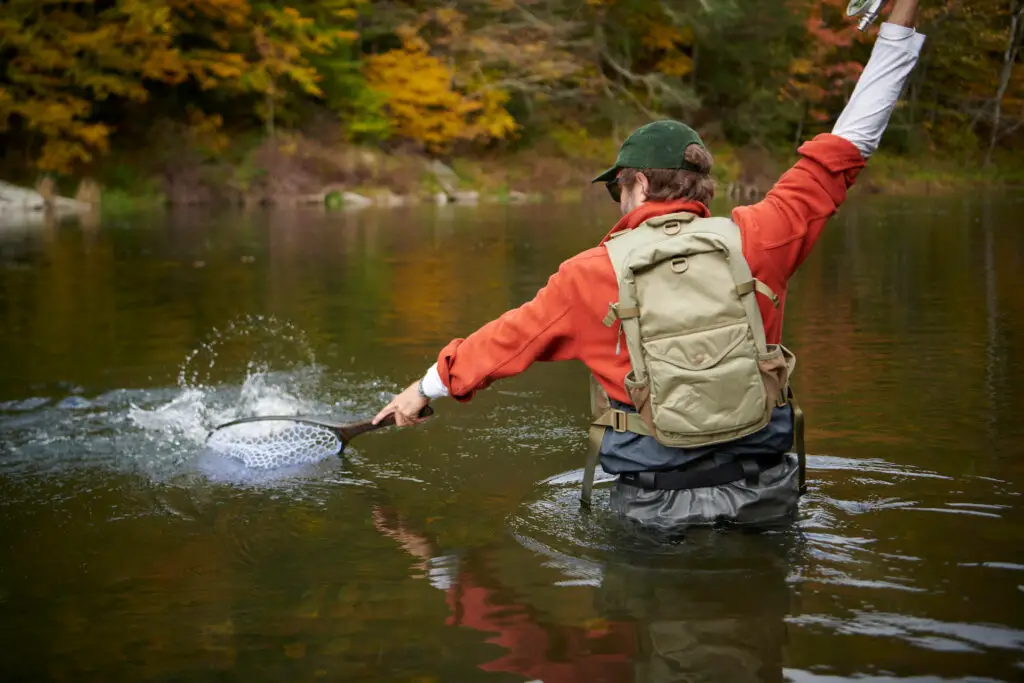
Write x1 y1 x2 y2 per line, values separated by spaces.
6 136 1024 219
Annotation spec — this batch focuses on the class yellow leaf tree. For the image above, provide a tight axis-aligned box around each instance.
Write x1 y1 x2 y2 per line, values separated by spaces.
0 0 187 173
0 0 359 172
364 27 517 152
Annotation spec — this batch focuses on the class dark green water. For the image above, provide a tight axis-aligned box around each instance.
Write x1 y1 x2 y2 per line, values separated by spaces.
1 193 1023 683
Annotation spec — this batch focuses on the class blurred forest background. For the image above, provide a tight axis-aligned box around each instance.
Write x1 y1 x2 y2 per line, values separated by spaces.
1 0 1022 206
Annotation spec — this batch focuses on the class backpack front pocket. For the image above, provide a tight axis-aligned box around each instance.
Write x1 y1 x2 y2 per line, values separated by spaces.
642 321 767 437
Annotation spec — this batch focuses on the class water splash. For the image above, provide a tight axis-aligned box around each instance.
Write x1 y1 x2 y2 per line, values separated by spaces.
128 314 322 446
175 314 318 393
127 369 327 451
0 315 361 486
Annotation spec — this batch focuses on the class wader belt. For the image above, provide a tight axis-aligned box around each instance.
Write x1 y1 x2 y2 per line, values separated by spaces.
617 452 784 491
580 395 807 506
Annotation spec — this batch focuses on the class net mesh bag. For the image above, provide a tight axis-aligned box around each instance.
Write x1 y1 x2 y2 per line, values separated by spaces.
205 420 342 469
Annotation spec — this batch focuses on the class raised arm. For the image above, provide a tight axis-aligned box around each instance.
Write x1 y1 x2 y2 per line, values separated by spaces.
833 0 924 159
732 0 925 281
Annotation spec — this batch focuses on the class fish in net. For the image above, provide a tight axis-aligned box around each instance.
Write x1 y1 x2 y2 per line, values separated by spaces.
205 419 343 469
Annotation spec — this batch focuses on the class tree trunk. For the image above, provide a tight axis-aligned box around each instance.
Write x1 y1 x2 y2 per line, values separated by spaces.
908 43 934 129
691 42 699 89
266 78 276 141
793 101 807 154
985 1 1024 167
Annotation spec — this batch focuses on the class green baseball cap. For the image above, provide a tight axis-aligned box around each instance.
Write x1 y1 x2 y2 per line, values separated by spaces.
592 120 706 184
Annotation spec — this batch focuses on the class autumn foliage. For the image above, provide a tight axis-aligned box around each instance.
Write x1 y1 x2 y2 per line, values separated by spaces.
364 26 517 152
0 0 1022 176
0 0 359 172
782 0 871 125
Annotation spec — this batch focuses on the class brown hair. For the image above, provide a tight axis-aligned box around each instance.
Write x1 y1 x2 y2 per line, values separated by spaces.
619 144 715 205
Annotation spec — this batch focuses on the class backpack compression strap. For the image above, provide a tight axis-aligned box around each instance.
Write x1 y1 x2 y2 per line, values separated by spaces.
582 375 652 508
581 408 652 508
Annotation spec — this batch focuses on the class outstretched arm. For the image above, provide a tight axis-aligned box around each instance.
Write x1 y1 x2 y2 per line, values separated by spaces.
373 262 580 426
732 0 924 280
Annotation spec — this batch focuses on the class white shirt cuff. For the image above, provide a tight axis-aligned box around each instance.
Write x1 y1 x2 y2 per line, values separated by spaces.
878 22 926 50
426 553 458 591
419 363 449 399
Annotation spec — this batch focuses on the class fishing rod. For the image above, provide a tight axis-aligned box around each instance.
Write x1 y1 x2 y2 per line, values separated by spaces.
847 0 887 30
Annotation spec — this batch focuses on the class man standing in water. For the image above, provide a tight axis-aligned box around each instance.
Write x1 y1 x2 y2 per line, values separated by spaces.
374 0 925 532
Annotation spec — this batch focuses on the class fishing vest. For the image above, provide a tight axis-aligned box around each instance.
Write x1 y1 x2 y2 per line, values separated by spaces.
580 211 804 505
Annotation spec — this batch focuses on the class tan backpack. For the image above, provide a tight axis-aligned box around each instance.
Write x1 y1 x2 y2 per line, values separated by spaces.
581 211 799 504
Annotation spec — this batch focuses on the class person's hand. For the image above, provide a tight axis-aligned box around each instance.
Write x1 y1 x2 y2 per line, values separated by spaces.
372 380 432 427
887 0 918 28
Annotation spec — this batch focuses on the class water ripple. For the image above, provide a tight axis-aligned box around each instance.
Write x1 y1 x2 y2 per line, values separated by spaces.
784 670 1006 682
789 611 1024 652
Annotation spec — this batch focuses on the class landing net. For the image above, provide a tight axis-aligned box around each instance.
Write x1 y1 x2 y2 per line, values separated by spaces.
205 419 342 469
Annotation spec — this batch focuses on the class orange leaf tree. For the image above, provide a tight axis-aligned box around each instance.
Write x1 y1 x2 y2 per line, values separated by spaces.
781 0 872 141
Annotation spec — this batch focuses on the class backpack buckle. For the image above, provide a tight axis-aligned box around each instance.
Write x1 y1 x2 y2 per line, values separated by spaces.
602 303 618 327
611 409 628 432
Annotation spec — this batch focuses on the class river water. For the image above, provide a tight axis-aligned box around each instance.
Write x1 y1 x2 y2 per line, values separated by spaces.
1 192 1022 683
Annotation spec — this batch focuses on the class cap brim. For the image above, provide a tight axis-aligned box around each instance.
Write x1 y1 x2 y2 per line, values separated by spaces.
591 166 619 184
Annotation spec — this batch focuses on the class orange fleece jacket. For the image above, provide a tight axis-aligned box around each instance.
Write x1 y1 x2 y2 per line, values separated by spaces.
436 133 866 405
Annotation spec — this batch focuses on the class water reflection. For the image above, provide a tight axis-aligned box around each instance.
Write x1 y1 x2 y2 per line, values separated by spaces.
1 194 1023 682
375 503 795 683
